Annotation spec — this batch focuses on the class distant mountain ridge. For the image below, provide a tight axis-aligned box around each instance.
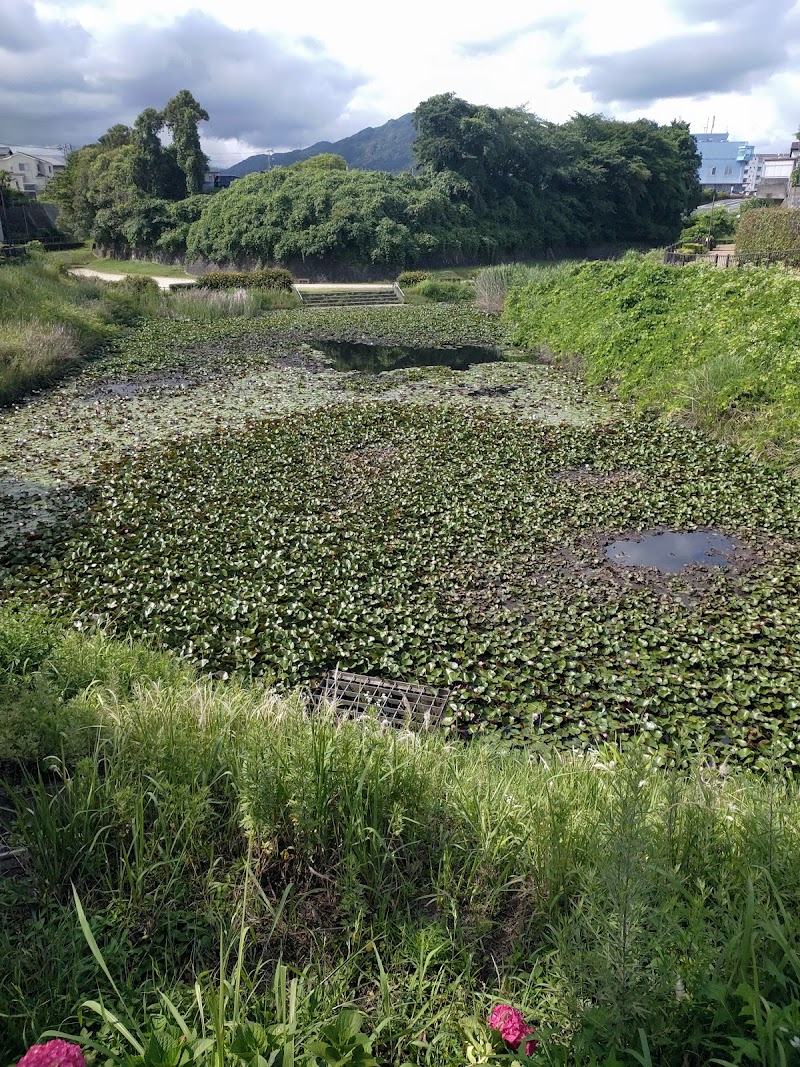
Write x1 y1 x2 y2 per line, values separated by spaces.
228 114 416 177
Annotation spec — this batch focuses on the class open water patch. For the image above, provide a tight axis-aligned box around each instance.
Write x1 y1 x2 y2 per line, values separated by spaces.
605 530 738 573
312 340 506 373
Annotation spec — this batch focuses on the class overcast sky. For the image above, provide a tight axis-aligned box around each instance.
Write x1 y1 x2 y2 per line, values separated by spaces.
2 0 799 165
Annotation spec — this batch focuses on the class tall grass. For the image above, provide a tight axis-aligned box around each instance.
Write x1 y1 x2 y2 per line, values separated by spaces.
3 611 800 1065
474 264 556 311
162 286 300 322
0 257 159 404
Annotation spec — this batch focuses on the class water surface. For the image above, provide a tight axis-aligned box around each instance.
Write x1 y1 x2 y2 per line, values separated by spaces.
313 340 506 373
605 530 736 573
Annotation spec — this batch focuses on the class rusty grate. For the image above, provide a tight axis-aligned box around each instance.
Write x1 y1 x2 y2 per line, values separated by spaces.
311 669 450 730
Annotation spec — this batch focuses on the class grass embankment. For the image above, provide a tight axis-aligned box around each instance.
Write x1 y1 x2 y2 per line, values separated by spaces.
4 611 800 1067
504 255 800 467
53 245 195 279
0 257 159 404
0 259 304 405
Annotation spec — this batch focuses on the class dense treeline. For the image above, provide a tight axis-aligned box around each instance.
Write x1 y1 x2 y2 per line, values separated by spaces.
50 92 701 268
47 90 210 252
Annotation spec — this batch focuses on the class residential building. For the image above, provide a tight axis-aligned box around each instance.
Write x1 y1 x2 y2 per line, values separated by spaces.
692 132 754 193
0 146 66 196
203 170 240 189
747 142 800 201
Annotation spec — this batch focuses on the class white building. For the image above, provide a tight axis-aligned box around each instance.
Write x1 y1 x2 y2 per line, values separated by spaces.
0 146 66 196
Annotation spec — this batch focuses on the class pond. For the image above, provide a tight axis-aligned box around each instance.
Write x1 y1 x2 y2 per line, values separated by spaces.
311 340 508 373
604 530 738 573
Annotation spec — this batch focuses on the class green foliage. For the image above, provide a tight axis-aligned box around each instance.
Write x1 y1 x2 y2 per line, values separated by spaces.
397 270 430 286
411 278 474 302
161 90 210 196
186 165 481 268
307 1011 379 1067
4 619 800 1065
736 208 800 253
8 399 800 766
504 255 800 464
47 93 208 248
50 95 700 268
413 95 701 246
678 207 737 247
199 268 294 291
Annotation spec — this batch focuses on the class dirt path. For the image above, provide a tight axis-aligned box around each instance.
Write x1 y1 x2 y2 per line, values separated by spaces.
70 267 196 290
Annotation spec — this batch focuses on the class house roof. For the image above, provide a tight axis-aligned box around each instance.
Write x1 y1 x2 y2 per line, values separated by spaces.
4 146 66 166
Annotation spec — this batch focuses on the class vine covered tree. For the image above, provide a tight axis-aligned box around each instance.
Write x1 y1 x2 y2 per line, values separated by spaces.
132 108 166 197
162 90 210 196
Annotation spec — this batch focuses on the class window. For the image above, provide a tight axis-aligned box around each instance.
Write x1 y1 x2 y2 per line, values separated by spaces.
17 162 27 171
724 166 732 175
711 166 717 175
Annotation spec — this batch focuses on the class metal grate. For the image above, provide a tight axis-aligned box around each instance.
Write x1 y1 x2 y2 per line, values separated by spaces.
311 669 450 730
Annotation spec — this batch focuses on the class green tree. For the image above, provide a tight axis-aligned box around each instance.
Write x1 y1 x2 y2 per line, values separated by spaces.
162 90 209 195
132 107 166 198
46 144 104 237
186 164 480 267
97 124 132 149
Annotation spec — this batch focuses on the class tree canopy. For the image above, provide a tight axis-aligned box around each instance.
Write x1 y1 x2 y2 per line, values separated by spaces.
412 93 701 245
48 91 209 241
48 91 701 266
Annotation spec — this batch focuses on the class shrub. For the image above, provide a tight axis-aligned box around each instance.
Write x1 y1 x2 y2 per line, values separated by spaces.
397 270 429 287
675 244 705 255
199 268 294 291
678 208 737 248
119 274 161 295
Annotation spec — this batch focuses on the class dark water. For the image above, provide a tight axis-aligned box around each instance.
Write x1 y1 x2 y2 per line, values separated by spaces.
605 530 737 573
313 340 505 373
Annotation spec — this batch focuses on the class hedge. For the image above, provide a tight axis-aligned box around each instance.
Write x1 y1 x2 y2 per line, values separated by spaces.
736 208 800 253
199 268 294 291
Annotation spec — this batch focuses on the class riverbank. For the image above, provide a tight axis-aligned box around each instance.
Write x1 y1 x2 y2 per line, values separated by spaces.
504 254 800 469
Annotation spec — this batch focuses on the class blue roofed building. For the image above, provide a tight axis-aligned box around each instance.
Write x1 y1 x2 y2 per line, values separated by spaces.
692 133 754 194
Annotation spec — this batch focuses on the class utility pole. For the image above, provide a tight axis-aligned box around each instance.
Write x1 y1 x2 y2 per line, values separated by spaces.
707 188 717 249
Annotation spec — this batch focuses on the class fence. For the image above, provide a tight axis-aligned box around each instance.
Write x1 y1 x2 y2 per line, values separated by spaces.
664 245 800 268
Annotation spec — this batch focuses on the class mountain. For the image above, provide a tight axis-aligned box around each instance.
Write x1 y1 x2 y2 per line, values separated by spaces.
228 114 416 177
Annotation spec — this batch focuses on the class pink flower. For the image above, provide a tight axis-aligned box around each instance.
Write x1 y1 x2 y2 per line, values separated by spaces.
488 1004 539 1056
16 1040 86 1067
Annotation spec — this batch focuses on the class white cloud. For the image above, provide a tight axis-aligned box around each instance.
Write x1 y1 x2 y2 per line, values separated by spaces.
6 0 799 159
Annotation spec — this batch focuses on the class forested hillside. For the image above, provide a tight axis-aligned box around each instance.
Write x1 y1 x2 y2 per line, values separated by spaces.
228 113 416 176
49 91 701 270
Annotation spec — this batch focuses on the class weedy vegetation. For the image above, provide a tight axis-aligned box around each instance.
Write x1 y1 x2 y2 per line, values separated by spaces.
0 255 161 404
2 257 800 1067
4 614 800 1067
505 253 800 466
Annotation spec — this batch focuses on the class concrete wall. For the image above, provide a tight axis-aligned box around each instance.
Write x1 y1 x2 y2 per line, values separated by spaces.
94 242 653 282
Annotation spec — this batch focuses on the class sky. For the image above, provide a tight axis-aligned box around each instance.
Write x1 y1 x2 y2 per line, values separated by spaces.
2 0 800 166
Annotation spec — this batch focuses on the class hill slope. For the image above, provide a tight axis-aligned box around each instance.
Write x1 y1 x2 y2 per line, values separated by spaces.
229 114 416 176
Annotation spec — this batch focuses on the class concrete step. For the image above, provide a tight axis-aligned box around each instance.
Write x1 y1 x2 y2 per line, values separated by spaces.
299 288 402 308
